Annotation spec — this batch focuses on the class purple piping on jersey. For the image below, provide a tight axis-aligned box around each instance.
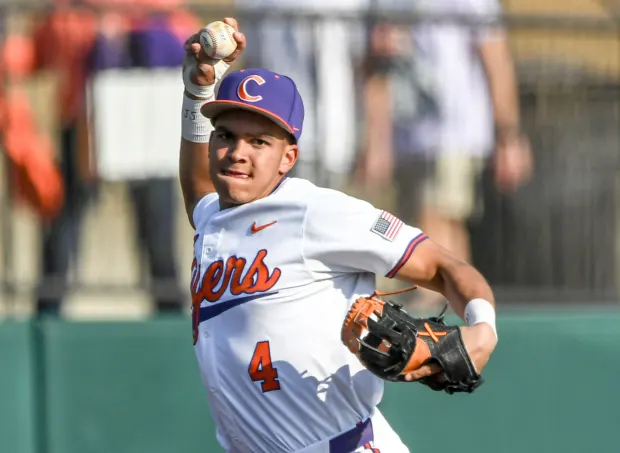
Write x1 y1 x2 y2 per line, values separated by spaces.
328 417 374 452
269 176 289 195
385 233 429 279
199 292 279 323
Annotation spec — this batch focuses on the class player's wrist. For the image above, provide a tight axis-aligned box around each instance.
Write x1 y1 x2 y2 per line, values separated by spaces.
181 93 214 143
183 89 208 101
464 298 497 339
183 65 215 99
181 59 231 142
182 60 231 99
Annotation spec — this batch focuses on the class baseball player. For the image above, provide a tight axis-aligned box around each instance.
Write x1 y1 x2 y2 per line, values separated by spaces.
179 18 498 453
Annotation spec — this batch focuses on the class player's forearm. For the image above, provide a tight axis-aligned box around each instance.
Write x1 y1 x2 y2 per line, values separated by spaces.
432 260 496 321
397 241 495 319
179 138 214 227
179 82 217 227
479 36 521 137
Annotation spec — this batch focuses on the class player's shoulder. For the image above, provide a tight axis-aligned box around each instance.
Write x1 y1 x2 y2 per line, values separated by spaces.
282 178 374 213
192 192 219 230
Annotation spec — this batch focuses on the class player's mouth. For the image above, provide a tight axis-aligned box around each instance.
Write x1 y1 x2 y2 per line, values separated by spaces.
221 169 250 179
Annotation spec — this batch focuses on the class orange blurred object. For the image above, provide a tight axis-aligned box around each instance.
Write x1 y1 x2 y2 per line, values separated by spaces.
1 89 65 221
1 35 36 78
31 10 98 125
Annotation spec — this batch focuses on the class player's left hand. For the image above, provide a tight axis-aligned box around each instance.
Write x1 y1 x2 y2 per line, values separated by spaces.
403 323 498 382
342 293 494 394
183 17 246 88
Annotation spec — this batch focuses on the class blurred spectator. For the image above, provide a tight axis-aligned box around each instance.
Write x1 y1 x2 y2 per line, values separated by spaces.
23 2 198 317
0 18 65 224
24 7 99 317
236 0 367 190
358 0 532 284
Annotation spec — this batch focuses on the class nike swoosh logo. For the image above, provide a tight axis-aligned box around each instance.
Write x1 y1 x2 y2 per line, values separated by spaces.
251 221 277 234
199 292 279 323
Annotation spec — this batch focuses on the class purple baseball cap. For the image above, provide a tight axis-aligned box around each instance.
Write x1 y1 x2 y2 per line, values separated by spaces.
201 68 304 142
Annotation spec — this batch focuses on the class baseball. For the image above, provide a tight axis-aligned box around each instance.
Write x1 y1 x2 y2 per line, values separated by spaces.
199 21 237 60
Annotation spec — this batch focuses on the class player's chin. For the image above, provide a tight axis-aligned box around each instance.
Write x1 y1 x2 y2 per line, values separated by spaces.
222 192 255 207
215 176 255 204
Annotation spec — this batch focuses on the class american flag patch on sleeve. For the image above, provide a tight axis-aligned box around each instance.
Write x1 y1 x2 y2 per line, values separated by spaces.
370 210 403 241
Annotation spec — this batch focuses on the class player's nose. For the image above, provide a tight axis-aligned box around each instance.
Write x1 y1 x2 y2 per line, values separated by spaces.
227 140 251 162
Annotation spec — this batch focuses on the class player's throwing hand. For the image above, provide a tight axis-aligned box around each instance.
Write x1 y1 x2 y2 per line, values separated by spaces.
183 17 246 90
180 18 246 145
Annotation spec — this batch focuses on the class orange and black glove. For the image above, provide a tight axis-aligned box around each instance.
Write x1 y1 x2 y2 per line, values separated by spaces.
341 289 484 394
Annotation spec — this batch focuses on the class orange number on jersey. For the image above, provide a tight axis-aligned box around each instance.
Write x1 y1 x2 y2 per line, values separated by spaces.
248 341 281 392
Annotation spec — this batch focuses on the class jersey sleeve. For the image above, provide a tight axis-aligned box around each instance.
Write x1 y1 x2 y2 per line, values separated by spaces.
302 188 428 278
192 192 218 231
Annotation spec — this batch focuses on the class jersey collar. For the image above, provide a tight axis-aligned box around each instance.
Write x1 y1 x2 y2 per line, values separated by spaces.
269 176 289 195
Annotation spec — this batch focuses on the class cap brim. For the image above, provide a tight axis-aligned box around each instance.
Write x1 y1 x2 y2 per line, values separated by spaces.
201 100 295 137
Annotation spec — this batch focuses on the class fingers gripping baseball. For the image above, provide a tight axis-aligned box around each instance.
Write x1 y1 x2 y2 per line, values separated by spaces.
180 17 245 140
183 17 246 89
220 18 246 63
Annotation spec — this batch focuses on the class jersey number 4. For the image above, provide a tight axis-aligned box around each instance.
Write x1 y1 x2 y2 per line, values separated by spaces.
248 341 281 392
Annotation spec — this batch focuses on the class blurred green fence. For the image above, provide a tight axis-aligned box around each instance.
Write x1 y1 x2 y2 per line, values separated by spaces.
2 310 619 453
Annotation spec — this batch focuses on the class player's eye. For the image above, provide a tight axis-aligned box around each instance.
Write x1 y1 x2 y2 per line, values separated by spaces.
251 138 269 147
216 131 233 141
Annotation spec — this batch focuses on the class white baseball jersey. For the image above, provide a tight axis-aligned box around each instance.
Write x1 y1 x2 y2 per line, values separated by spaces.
191 177 427 453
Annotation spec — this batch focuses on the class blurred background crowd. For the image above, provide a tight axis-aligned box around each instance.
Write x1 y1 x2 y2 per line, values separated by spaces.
0 0 618 319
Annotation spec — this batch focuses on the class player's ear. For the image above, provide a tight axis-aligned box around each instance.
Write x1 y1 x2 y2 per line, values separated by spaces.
279 143 298 174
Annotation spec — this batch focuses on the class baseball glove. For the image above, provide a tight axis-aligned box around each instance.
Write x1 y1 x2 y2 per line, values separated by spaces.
341 286 484 394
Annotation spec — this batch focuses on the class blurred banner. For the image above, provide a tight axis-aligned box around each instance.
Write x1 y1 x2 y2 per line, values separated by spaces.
89 68 184 180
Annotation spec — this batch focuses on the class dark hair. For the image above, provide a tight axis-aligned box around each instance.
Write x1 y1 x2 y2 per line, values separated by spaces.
285 133 297 145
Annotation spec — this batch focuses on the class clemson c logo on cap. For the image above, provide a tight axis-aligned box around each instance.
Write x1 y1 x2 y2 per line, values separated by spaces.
237 75 266 103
